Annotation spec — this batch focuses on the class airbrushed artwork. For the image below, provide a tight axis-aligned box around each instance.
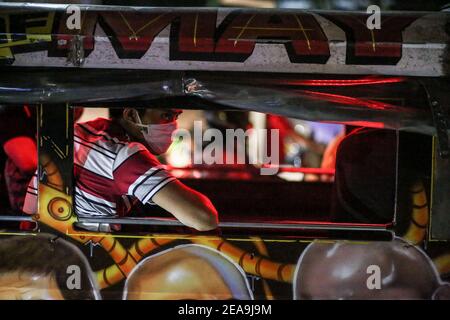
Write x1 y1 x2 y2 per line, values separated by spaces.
0 6 448 75
0 144 448 299
0 231 449 299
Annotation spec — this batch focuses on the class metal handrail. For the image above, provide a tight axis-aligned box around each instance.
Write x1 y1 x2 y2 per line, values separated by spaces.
0 215 34 222
0 215 391 232
165 165 336 176
77 217 391 232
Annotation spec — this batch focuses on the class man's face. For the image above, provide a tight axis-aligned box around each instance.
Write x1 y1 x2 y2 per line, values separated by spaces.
123 108 182 152
0 272 64 300
140 109 183 125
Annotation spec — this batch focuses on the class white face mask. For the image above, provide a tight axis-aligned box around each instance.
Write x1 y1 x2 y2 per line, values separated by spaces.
133 112 178 154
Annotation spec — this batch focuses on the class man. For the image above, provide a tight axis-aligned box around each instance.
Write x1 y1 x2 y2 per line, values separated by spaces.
123 244 253 300
24 108 218 232
0 233 100 300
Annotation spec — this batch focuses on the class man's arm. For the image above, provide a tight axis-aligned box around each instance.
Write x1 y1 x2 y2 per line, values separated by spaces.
152 180 218 231
113 146 219 232
23 173 38 215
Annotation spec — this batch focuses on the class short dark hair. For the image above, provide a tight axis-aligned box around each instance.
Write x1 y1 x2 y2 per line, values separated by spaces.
0 233 100 300
109 108 147 120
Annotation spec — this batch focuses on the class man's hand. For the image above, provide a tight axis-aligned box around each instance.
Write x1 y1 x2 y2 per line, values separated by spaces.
152 180 218 231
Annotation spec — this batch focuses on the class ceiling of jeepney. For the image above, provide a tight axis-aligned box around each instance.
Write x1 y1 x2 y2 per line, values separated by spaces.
0 67 444 136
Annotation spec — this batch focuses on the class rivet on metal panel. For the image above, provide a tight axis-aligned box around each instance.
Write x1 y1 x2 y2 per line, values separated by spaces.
67 35 85 67
184 78 200 94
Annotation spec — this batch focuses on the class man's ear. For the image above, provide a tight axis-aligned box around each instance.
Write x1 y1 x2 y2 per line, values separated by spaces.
123 108 140 123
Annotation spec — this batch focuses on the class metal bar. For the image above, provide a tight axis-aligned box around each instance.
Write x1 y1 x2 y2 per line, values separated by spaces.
0 215 389 232
421 79 450 158
77 217 390 232
431 137 450 240
38 104 74 218
166 165 336 175
0 216 34 222
260 166 335 175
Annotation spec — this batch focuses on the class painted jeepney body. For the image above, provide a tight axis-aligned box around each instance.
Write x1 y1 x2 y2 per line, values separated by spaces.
0 3 449 300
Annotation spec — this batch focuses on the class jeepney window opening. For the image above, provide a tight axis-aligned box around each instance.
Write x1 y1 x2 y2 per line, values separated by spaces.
0 106 416 239
67 105 402 236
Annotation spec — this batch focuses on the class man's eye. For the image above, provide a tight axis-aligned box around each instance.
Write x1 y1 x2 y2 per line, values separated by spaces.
161 112 179 121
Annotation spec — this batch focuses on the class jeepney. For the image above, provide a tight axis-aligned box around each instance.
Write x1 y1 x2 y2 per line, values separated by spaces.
0 3 449 300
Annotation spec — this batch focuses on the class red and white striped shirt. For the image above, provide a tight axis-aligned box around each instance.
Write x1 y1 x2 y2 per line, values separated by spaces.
24 118 176 218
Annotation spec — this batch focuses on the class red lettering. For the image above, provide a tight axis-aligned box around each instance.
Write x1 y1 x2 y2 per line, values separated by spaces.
215 12 330 63
320 13 423 64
